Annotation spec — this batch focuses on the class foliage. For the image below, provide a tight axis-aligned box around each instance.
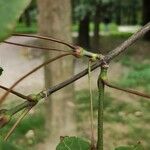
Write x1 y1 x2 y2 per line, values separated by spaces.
0 0 31 42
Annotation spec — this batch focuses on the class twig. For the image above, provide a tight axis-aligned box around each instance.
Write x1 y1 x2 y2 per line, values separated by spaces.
12 33 76 49
103 80 150 99
3 41 70 53
0 85 33 101
0 53 73 104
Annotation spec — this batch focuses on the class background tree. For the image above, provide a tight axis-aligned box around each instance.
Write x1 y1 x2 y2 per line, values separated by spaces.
73 0 92 48
143 0 150 40
37 0 75 148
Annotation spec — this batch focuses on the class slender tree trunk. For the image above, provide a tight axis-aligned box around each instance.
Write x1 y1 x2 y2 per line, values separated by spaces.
131 0 137 25
78 13 90 49
93 3 101 51
116 0 121 25
37 0 75 149
142 0 150 40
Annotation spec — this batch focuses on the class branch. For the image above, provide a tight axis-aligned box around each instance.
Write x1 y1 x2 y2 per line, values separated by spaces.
46 22 150 96
12 33 76 49
0 85 33 101
3 41 69 53
1 22 150 106
103 80 150 99
105 22 150 61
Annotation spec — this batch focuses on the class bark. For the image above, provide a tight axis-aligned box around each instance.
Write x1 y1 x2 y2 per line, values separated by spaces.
37 0 75 148
78 13 90 49
142 0 150 40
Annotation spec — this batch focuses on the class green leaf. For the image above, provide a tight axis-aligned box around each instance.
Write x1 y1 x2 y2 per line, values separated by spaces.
0 67 3 76
0 0 31 42
56 136 90 150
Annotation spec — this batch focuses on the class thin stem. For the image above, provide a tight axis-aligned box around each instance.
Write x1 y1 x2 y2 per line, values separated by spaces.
97 64 108 150
88 61 95 149
0 53 73 104
3 41 69 53
4 107 32 141
12 33 76 49
103 80 150 99
0 85 33 101
97 75 104 150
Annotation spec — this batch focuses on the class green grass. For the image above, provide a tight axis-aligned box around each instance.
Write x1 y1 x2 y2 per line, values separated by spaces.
119 56 150 91
75 90 150 149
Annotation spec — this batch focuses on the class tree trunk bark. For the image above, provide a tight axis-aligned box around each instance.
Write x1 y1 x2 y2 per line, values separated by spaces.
37 0 75 149
142 0 150 40
78 13 90 49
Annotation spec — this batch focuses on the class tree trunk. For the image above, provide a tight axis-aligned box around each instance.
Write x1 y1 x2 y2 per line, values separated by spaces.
93 3 101 51
131 0 137 25
142 0 150 40
78 13 90 49
37 0 75 149
116 0 121 25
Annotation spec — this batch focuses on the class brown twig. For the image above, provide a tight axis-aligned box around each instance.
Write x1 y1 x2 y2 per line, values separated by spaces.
0 53 73 104
3 41 70 53
0 85 33 101
103 80 150 99
12 33 76 49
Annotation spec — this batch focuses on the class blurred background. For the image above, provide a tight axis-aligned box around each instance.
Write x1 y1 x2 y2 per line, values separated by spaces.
0 0 150 149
